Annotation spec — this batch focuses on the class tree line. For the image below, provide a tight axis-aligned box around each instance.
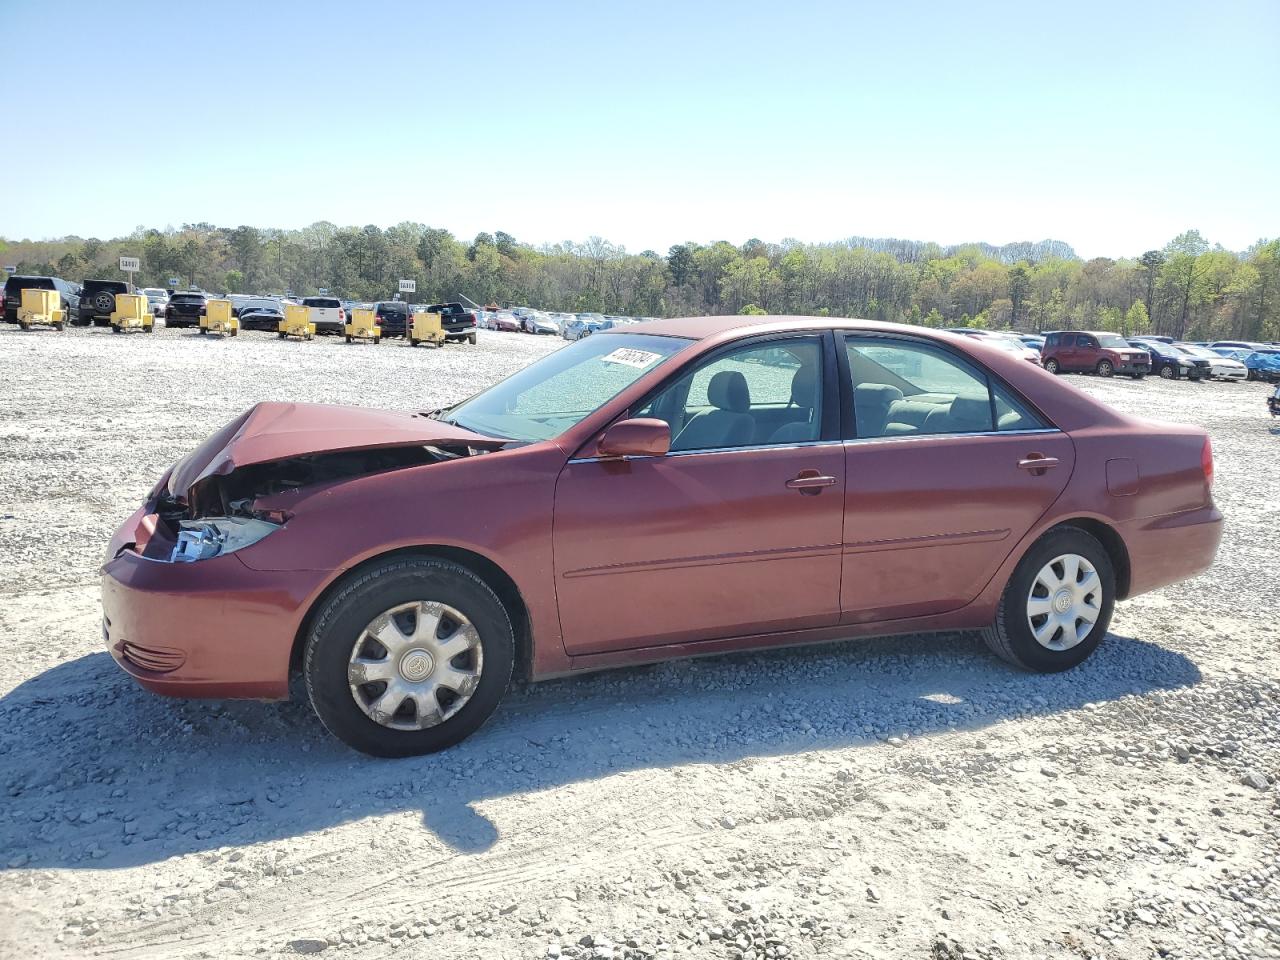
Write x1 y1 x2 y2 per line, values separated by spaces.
2 224 1276 341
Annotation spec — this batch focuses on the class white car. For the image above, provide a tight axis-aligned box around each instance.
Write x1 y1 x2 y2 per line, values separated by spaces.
1177 343 1248 380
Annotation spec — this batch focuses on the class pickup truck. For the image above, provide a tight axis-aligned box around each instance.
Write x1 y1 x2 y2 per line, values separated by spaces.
423 302 478 343
302 297 347 335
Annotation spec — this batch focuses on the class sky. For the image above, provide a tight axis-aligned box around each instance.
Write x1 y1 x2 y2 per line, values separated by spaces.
5 0 1278 258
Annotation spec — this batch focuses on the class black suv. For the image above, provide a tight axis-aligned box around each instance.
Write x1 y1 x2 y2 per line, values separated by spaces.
374 301 411 337
425 302 478 343
79 279 130 326
4 275 80 323
165 292 208 328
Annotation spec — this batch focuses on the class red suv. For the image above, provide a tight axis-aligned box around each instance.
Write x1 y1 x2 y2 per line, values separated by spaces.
1041 331 1150 379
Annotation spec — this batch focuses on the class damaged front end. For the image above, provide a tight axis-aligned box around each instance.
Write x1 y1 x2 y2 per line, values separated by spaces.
116 401 509 565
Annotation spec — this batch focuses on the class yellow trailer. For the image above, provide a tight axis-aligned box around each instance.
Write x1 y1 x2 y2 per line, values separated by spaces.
17 288 66 330
201 299 239 337
345 307 380 344
109 293 155 333
409 309 446 347
279 303 315 340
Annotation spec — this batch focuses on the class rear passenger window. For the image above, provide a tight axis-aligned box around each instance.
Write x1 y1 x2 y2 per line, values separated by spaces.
992 383 1046 431
845 337 995 439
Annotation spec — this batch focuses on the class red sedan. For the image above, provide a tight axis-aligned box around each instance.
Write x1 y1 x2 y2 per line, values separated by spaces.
102 316 1222 756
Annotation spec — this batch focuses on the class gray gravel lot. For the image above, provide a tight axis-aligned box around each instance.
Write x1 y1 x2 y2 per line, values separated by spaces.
0 325 1277 960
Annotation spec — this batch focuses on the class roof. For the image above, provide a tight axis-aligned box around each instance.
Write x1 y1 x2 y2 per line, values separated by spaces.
610 314 923 341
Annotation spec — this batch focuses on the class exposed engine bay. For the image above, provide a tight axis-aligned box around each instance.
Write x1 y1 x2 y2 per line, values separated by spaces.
133 444 485 563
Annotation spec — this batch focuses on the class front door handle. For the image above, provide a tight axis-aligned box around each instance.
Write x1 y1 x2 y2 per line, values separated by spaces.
786 471 838 494
1017 455 1060 475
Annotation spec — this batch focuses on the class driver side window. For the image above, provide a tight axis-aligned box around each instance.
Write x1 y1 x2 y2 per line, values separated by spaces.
639 338 824 452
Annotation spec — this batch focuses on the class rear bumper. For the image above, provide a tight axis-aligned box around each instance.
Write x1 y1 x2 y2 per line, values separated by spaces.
1120 505 1223 598
102 547 330 700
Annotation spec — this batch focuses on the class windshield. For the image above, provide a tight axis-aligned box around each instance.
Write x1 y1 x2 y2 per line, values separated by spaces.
242 299 280 311
442 333 691 442
1097 335 1130 349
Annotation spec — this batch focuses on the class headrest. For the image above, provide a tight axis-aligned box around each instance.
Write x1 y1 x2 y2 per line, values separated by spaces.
790 366 819 409
854 383 904 406
708 370 750 412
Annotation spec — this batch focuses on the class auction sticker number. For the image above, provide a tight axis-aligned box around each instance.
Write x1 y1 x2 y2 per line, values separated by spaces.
602 348 662 369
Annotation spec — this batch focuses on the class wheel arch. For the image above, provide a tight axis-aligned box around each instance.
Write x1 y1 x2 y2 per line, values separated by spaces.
289 545 534 685
1045 517 1132 600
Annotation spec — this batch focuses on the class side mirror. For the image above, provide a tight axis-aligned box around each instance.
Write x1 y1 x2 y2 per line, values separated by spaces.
597 418 670 459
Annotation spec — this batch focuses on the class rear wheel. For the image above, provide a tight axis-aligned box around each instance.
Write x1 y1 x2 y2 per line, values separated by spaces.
304 557 514 757
1096 359 1114 378
981 526 1115 673
468 333 477 345
1131 372 1145 380
1042 358 1060 374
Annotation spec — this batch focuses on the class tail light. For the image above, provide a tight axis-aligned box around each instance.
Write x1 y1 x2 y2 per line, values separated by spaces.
1201 436 1214 490
338 309 345 320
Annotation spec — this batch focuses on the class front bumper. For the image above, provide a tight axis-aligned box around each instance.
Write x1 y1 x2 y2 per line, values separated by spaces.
102 535 330 700
1114 359 1151 374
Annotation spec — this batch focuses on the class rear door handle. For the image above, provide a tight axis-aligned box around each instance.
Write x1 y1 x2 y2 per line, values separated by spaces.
1017 455 1060 473
786 472 838 494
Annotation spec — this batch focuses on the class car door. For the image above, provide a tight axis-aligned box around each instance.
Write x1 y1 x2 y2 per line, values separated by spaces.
839 334 1075 624
552 334 845 656
1056 333 1078 370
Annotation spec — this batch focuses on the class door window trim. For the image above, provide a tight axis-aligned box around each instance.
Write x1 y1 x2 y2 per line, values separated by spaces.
570 330 840 462
836 331 1056 441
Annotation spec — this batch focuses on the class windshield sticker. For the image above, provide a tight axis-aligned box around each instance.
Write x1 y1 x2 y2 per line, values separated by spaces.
601 348 663 369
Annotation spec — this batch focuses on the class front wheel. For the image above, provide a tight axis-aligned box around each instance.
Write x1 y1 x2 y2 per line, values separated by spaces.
1042 358 1060 374
304 557 514 757
1158 363 1176 379
981 526 1115 673
1096 359 1114 378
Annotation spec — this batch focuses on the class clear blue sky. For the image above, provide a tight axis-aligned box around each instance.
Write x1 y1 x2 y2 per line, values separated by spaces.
6 0 1278 257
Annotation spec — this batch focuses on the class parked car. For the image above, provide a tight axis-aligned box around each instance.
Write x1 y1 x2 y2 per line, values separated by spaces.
139 288 169 318
1210 340 1267 352
1174 344 1247 381
237 298 287 331
3 275 80 324
977 336 1043 365
101 315 1222 757
302 297 346 334
78 279 131 326
561 315 601 340
521 311 559 334
423 302 479 343
1128 338 1211 380
1269 382 1280 417
1236 349 1280 383
487 310 521 333
1018 335 1045 353
374 302 411 337
1040 331 1151 379
164 292 208 328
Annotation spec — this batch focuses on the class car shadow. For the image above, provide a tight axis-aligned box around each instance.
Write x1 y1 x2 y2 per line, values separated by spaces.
0 630 1199 869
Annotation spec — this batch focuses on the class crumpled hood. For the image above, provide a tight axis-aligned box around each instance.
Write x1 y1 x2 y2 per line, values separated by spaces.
166 402 504 501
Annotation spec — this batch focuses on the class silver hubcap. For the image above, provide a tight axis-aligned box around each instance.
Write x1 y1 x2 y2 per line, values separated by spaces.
1026 553 1102 651
348 601 483 730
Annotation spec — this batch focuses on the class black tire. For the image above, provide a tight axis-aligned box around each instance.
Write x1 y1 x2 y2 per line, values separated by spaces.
468 333 477 344
278 331 286 339
1131 373 1145 380
200 328 207 336
1158 363 1176 379
1042 358 1059 374
345 335 352 343
981 526 1115 673
1095 359 1114 378
1247 369 1257 381
304 557 514 757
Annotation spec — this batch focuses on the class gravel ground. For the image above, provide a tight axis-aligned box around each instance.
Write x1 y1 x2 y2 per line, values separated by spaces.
0 324 1277 960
